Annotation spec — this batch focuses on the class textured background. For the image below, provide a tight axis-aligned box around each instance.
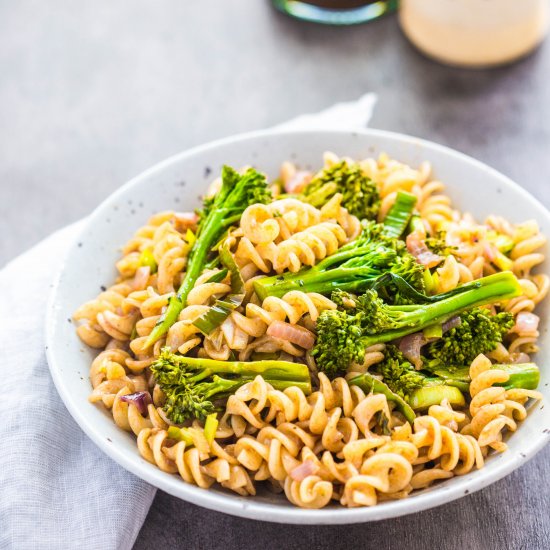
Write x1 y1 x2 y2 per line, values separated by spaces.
1 1 549 548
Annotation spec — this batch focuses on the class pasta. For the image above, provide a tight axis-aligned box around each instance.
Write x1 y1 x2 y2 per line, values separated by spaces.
74 152 546 509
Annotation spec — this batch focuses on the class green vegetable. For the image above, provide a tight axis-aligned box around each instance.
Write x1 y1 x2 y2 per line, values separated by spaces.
185 229 196 248
312 271 521 376
151 348 311 421
407 385 466 410
424 232 456 257
204 413 219 444
426 308 514 368
371 346 465 410
489 232 515 254
372 345 538 412
192 244 245 335
300 160 380 220
204 269 228 284
253 222 425 300
431 362 540 393
348 372 416 424
372 345 425 400
167 425 194 446
139 248 158 274
382 191 418 238
145 166 271 347
423 323 442 340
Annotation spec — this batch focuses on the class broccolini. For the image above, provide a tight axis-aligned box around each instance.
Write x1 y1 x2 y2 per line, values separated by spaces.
151 348 311 422
145 166 271 347
300 160 380 220
426 307 514 368
253 221 425 300
312 272 521 376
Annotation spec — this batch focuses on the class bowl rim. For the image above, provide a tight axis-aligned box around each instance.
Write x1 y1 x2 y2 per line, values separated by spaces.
45 127 550 524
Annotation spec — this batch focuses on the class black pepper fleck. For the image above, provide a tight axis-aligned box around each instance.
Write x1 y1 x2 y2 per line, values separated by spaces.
130 209 136 215
77 242 83 247
204 166 212 178
100 285 107 291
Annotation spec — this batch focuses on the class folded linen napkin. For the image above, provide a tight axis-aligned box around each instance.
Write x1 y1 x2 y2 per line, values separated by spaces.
0 93 376 550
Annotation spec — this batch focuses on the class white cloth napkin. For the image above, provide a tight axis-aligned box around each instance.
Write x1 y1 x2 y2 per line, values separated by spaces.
0 93 376 550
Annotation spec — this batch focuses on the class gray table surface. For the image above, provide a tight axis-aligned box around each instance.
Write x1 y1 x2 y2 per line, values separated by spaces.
2 1 549 548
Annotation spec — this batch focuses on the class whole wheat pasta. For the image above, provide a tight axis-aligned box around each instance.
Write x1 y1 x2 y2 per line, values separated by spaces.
73 153 546 508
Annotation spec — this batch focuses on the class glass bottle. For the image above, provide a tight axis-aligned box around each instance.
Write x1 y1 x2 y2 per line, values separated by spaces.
272 0 399 25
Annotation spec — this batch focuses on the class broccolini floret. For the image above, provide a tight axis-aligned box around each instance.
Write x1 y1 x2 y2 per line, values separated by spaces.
373 345 426 400
151 348 311 422
424 231 457 256
312 272 521 376
426 307 514 367
300 160 380 220
145 166 272 347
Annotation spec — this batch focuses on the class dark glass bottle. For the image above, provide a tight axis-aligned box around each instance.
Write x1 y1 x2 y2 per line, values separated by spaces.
272 0 398 25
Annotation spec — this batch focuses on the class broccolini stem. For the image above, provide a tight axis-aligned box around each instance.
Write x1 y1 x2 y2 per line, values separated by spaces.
363 271 521 346
152 349 312 421
254 263 386 300
174 356 312 385
348 373 416 424
145 167 271 347
432 363 540 393
145 214 224 347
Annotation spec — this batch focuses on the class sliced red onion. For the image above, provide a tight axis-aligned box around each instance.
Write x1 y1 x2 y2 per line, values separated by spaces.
133 265 151 290
267 320 315 350
290 460 319 481
174 212 199 230
399 333 427 370
513 312 540 333
483 243 497 262
442 316 461 333
406 232 443 268
511 352 531 364
284 171 311 194
120 391 152 415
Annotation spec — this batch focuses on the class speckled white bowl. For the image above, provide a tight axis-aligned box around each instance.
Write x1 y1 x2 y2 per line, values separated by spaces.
45 129 550 524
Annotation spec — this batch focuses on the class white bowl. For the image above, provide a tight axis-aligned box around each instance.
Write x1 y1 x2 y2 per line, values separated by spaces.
45 129 550 524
